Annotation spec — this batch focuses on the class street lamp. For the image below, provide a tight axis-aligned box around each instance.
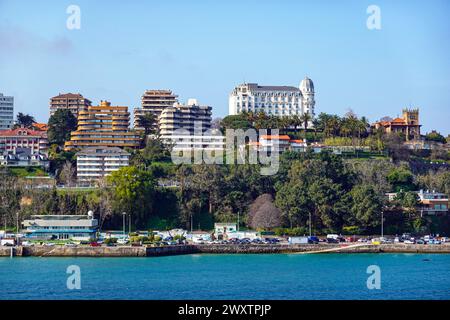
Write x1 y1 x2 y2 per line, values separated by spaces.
128 213 131 234
381 210 384 239
16 212 19 245
309 211 312 237
122 212 126 235
237 211 240 232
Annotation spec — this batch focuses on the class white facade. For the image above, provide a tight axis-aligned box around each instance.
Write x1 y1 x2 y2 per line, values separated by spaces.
159 99 212 140
76 147 130 182
23 214 98 241
228 77 315 119
0 93 14 130
169 133 226 152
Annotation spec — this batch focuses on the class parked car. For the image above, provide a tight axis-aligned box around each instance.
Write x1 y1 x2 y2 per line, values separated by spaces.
404 239 415 244
308 236 320 244
416 239 425 244
90 242 101 247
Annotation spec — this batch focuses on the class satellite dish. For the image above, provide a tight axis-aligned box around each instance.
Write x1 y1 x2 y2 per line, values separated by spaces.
87 210 94 218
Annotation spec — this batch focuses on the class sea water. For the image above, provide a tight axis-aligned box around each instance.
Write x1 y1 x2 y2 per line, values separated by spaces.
0 253 449 300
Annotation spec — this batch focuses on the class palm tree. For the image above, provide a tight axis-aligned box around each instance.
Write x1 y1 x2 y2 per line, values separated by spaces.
299 113 312 132
359 116 370 139
290 115 302 132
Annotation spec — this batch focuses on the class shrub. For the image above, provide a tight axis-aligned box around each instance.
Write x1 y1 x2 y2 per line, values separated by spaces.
342 226 360 235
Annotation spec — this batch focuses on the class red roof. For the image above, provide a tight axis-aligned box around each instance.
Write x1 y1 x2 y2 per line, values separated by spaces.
0 127 47 137
32 123 48 131
289 139 305 143
391 117 406 124
260 135 291 140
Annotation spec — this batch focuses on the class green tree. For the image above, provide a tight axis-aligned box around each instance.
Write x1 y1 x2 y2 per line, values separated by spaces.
137 113 158 135
47 109 78 146
107 166 157 228
16 112 36 128
387 167 415 192
220 113 254 131
299 113 312 132
425 131 446 144
349 184 383 229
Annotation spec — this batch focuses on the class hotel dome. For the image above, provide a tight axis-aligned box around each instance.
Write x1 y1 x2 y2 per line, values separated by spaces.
300 77 314 93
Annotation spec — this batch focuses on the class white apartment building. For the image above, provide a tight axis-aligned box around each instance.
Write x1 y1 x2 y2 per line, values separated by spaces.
170 132 226 153
228 77 315 120
0 93 14 130
159 99 212 140
76 147 130 182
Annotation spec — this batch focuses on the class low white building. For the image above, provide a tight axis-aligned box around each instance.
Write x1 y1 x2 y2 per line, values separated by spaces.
76 147 130 182
169 133 226 153
22 213 98 241
214 223 237 238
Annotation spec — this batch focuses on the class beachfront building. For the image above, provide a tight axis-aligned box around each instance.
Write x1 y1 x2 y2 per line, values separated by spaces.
64 100 141 151
76 147 130 182
0 127 49 154
373 109 421 141
133 89 179 130
228 77 315 121
22 213 98 241
0 93 14 130
49 93 92 117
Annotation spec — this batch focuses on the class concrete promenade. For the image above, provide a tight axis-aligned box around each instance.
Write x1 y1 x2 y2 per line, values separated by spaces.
2 243 450 257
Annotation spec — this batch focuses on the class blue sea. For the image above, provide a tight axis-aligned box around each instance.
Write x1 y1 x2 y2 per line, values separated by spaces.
0 254 449 300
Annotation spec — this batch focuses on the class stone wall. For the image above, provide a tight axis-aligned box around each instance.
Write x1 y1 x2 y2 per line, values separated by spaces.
11 246 146 257
1 243 450 257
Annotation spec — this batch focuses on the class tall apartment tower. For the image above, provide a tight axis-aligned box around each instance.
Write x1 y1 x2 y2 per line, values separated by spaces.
0 93 14 130
50 93 92 117
133 90 179 129
159 99 212 140
228 77 315 119
64 100 140 151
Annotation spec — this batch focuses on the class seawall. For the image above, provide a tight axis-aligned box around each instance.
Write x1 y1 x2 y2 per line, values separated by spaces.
1 243 450 257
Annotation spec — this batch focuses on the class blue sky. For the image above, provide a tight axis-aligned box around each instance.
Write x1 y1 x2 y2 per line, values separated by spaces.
1 0 449 134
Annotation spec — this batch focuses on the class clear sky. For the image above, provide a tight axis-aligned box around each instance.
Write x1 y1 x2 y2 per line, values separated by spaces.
1 0 449 134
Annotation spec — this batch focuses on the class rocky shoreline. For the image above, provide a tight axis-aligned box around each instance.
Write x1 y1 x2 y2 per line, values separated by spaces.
2 243 450 257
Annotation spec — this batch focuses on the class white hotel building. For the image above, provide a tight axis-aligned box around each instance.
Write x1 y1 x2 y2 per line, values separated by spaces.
228 77 315 119
0 93 14 130
76 147 130 182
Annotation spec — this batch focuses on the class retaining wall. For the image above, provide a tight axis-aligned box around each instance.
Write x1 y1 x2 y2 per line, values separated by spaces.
1 243 450 257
